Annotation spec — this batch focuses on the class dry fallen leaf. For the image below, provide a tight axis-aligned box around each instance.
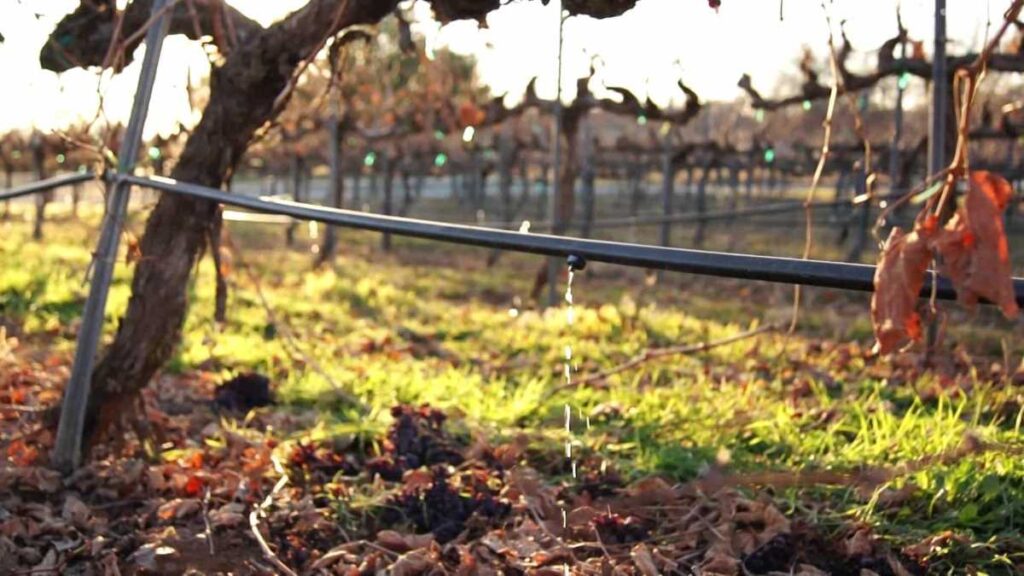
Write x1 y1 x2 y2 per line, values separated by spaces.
209 503 246 528
390 548 435 576
701 549 741 575
845 528 874 557
377 529 435 553
794 564 829 576
61 495 91 529
156 498 201 521
625 476 678 506
760 504 791 541
630 543 658 576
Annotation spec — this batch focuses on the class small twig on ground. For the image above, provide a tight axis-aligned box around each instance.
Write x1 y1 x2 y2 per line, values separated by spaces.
202 486 215 556
249 455 297 576
547 323 778 397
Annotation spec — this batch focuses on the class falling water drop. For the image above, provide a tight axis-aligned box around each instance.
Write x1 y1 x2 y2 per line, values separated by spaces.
559 256 586 574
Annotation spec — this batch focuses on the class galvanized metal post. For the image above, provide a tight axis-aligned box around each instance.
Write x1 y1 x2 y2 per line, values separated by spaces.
924 0 948 362
320 114 342 261
579 119 596 238
546 2 566 307
928 0 947 176
53 0 171 473
381 152 393 251
889 41 906 197
659 147 674 248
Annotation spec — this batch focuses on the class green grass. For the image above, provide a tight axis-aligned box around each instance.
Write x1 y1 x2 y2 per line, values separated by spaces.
2 206 1024 573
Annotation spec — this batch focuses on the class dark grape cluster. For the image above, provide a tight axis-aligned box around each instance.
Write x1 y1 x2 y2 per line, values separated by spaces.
288 441 360 480
383 466 510 543
384 404 464 472
213 372 272 413
591 512 650 545
742 534 796 574
574 467 624 499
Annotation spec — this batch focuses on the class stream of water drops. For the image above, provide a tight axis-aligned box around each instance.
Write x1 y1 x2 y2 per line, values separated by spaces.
561 263 579 575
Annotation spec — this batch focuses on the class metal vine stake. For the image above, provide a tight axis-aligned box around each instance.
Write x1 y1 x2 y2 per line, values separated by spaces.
53 0 172 473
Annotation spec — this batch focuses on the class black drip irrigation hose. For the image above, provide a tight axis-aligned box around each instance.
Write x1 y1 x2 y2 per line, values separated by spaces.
113 173 1024 308
4 172 1023 308
0 173 96 202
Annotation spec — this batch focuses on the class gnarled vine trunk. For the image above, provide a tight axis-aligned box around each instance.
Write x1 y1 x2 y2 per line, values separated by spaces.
83 0 398 437
43 0 642 441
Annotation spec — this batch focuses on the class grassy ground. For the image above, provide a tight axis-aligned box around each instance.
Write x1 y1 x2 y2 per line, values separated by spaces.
2 206 1024 574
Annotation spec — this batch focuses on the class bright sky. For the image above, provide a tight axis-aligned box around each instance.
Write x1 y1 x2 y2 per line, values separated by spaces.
0 0 1002 138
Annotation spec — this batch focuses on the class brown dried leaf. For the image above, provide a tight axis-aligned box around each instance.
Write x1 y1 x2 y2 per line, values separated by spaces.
390 548 435 576
871 226 933 354
933 171 1019 317
33 548 58 573
701 549 741 575
156 498 200 521
402 469 434 491
760 504 791 541
377 529 435 553
61 495 91 529
794 565 829 576
625 476 678 505
209 503 246 528
845 528 874 557
458 101 486 128
631 543 658 576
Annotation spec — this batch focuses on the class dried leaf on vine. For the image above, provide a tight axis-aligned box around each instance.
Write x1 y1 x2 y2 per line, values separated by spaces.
932 171 1019 318
458 101 485 127
871 226 932 354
